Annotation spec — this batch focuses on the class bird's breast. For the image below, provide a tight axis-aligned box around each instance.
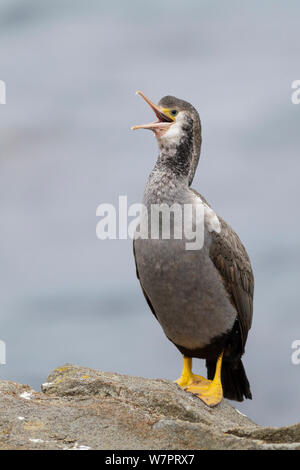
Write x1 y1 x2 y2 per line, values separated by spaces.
134 236 236 350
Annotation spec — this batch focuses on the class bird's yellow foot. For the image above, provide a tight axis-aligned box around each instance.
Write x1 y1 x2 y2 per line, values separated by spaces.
185 378 223 407
174 356 210 388
176 353 224 408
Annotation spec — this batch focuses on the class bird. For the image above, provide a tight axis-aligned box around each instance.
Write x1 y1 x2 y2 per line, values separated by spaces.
131 90 254 407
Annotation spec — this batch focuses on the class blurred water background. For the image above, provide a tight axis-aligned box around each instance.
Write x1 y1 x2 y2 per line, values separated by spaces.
0 0 299 426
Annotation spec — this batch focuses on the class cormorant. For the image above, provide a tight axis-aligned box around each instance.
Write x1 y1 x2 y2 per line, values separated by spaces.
132 91 254 406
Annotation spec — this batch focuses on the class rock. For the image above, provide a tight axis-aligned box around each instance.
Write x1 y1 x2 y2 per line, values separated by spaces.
0 364 299 450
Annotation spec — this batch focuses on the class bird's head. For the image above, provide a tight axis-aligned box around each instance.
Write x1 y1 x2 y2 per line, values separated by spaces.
132 91 202 185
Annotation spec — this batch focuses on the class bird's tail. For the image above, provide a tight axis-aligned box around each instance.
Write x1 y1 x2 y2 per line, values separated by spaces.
206 358 252 402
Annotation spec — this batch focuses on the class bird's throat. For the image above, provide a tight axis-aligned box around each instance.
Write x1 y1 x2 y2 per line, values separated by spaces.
156 137 193 182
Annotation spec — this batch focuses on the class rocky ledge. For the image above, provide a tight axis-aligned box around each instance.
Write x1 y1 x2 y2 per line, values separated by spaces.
0 364 299 450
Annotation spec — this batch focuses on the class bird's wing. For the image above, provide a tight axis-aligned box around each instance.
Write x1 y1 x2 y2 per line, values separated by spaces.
209 215 254 349
133 239 158 320
192 190 254 350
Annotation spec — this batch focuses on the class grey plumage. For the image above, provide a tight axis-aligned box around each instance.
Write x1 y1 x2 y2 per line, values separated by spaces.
133 94 254 401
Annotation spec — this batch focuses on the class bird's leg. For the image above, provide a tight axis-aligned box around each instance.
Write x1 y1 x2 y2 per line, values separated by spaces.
175 356 210 388
184 352 224 407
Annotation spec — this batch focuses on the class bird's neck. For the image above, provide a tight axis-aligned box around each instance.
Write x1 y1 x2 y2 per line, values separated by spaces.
156 131 193 180
144 135 194 206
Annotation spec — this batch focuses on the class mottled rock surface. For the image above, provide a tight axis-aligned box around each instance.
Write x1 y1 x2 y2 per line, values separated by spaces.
0 364 299 450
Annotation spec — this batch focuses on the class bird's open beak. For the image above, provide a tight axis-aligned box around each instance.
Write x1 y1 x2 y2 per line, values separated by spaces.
131 90 174 137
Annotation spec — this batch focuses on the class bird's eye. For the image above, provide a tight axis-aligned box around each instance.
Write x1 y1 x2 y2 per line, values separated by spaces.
170 109 178 116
